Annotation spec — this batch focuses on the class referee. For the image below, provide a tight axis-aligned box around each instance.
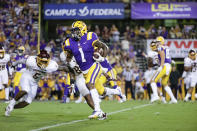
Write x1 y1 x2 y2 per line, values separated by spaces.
122 64 135 100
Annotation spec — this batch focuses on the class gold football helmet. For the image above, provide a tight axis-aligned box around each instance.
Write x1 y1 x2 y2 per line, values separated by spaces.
0 46 5 59
18 46 25 56
188 49 196 60
156 36 165 45
37 50 50 69
150 40 158 51
71 21 87 36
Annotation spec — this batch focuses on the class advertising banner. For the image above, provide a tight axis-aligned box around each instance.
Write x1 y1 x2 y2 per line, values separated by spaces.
147 39 197 58
131 2 197 19
44 3 124 19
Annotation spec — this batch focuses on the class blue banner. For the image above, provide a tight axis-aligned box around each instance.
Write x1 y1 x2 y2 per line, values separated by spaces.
44 3 124 19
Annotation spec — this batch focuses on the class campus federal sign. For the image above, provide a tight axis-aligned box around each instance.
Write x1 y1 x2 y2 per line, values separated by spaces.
131 2 197 19
44 3 124 19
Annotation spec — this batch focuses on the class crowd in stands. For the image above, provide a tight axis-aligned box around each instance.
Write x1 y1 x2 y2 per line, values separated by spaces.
0 0 196 102
46 0 196 4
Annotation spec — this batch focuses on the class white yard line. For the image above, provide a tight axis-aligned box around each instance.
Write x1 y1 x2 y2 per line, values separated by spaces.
30 103 153 131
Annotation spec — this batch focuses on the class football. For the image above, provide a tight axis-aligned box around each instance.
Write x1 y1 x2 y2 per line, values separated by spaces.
94 47 104 57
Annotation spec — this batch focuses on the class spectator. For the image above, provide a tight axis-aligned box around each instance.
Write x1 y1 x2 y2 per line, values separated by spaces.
121 34 130 51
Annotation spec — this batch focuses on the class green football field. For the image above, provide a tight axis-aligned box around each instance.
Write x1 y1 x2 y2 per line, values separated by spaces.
0 100 197 131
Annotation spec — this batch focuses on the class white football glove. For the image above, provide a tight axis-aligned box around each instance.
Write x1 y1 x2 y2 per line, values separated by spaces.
93 52 104 62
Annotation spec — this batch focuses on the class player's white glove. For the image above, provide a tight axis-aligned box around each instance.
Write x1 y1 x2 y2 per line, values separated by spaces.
93 52 104 62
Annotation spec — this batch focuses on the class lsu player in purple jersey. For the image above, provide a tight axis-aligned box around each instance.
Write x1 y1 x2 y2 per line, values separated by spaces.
63 21 107 119
150 37 177 103
94 56 126 103
12 46 27 97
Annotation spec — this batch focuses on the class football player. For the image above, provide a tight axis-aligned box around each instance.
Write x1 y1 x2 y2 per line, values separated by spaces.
150 39 177 103
5 50 58 116
63 21 107 119
12 46 26 97
184 49 197 101
93 54 126 103
0 45 10 102
146 50 167 103
60 51 105 119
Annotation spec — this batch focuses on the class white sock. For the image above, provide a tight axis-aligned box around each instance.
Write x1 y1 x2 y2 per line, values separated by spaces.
77 94 83 101
5 87 9 100
105 87 120 96
9 99 16 107
164 86 176 101
151 82 159 97
90 88 101 112
185 93 191 100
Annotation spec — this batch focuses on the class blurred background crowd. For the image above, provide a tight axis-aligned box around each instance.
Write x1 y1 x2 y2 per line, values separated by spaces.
0 0 196 102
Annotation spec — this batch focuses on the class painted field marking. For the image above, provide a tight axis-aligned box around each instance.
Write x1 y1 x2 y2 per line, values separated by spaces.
30 103 153 131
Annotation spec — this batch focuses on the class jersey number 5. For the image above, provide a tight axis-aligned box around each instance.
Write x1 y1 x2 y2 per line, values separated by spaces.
79 48 86 62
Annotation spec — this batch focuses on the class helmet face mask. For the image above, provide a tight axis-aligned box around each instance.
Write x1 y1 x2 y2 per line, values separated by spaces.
70 27 82 41
17 46 25 56
188 49 196 60
71 21 87 41
37 50 50 69
150 41 158 51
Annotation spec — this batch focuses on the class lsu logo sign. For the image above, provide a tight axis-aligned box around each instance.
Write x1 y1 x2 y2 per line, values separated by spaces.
147 39 197 58
151 3 191 12
131 2 197 19
44 3 124 19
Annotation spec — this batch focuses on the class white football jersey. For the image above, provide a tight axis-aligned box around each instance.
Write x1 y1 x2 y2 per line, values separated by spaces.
60 52 82 75
25 56 58 81
0 54 10 71
182 57 192 78
191 58 197 74
147 51 159 65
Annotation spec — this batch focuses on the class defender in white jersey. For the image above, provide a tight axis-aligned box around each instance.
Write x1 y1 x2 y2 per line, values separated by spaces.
0 46 10 101
182 54 193 90
146 50 167 103
60 52 106 120
5 50 58 116
184 49 197 101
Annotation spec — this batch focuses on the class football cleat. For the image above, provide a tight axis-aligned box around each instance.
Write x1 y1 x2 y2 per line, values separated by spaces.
151 95 160 103
88 111 107 120
98 112 107 120
161 97 167 104
169 99 178 104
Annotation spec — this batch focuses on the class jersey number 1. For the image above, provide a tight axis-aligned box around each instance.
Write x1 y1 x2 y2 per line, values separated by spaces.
79 48 86 62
